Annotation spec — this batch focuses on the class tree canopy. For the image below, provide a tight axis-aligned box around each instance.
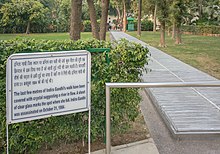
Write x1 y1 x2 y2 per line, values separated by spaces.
0 0 48 33
0 0 219 42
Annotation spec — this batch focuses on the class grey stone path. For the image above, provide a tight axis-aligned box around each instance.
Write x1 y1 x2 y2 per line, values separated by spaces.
140 90 220 154
110 31 220 135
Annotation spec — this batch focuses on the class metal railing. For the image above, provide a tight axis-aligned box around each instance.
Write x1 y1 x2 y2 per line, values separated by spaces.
105 81 220 154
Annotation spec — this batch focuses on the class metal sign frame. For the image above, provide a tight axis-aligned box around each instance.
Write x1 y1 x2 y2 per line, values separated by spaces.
6 50 91 154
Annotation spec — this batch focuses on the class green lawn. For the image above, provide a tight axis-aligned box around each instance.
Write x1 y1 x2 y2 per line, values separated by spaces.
0 32 111 41
128 31 220 79
0 32 96 40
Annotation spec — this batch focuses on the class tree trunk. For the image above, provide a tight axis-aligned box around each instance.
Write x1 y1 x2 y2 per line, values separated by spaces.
153 4 157 32
70 0 82 41
167 27 171 36
87 0 100 40
116 4 121 25
122 0 127 32
26 21 30 34
175 25 182 44
198 0 203 17
137 0 142 36
172 22 176 39
159 21 166 47
99 0 109 40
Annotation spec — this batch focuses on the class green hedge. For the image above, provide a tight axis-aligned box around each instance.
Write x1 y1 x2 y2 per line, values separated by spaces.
83 20 92 32
0 39 149 153
83 19 153 32
181 25 220 35
141 20 153 31
133 20 153 31
82 20 101 32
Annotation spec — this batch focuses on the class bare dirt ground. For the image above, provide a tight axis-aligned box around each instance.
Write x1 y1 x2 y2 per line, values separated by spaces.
39 111 149 154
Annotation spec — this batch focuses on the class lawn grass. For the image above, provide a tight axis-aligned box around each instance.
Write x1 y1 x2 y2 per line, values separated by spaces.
0 32 101 41
128 31 220 79
0 32 110 41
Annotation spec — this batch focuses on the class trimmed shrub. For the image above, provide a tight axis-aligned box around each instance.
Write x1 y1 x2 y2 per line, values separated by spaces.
182 25 220 35
83 20 92 32
133 20 153 31
141 20 153 31
0 39 149 153
82 20 101 32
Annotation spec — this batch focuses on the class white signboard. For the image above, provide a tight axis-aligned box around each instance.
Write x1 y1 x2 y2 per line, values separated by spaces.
6 50 91 124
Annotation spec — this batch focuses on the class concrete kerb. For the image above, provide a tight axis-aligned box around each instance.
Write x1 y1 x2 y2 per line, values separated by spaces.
90 139 159 154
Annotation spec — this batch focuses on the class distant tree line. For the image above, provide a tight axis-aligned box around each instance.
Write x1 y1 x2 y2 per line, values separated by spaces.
0 0 219 42
0 0 70 33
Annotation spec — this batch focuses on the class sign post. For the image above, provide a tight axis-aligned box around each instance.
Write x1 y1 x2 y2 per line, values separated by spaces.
6 50 91 153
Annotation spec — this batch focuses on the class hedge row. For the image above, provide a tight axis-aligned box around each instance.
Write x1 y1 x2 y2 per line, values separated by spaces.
0 39 149 153
82 20 101 32
82 20 153 32
181 25 220 35
133 20 153 31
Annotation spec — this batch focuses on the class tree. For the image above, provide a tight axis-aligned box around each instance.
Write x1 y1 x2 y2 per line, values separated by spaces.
70 0 82 40
184 0 220 25
52 0 70 32
39 0 71 32
142 0 157 32
170 0 187 44
203 0 220 25
110 0 132 32
122 0 127 32
121 0 133 32
0 0 48 34
99 0 109 40
137 0 142 36
157 0 170 47
197 0 204 17
0 0 9 7
153 4 157 32
87 0 100 39
110 0 123 28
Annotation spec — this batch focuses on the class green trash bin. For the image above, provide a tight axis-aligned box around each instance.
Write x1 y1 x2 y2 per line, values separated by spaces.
127 17 134 31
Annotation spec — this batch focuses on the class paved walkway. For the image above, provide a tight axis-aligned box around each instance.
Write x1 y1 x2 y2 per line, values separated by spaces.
140 90 220 154
110 31 220 135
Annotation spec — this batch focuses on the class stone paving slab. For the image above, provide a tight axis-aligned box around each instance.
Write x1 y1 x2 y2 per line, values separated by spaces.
140 90 220 154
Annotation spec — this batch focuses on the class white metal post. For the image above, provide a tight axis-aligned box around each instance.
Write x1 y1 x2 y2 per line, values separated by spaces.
6 124 9 154
106 86 111 154
88 107 91 154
